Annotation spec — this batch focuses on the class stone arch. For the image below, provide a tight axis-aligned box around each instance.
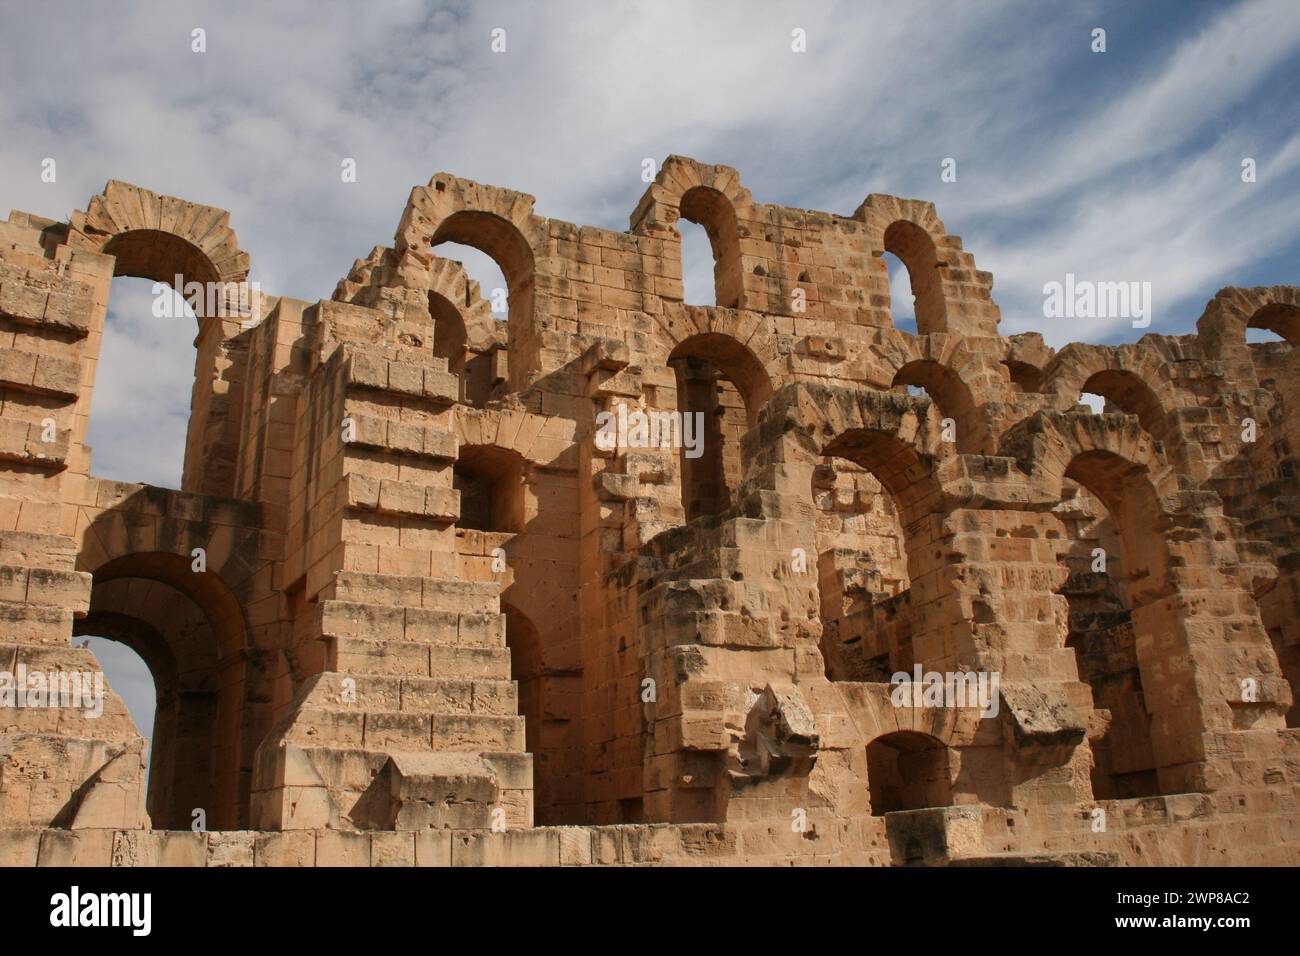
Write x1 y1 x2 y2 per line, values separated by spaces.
676 186 744 309
819 426 943 527
429 211 535 295
1063 448 1172 601
653 305 784 411
630 156 754 235
833 683 989 821
396 174 545 391
892 358 987 455
451 409 574 541
1040 344 1175 441
999 411 1211 797
1000 407 1167 484
73 548 253 829
426 257 503 407
1078 370 1168 439
750 382 948 521
75 584 214 828
814 422 945 676
668 331 773 428
68 180 250 296
76 488 266 600
666 331 774 521
453 444 528 534
81 550 249 658
1197 286 1300 363
865 331 999 452
882 221 947 333
452 405 575 468
1248 302 1300 345
1004 408 1293 793
999 411 1172 577
748 383 963 681
67 182 253 496
1054 450 1176 797
865 730 954 815
630 157 755 308
856 195 954 336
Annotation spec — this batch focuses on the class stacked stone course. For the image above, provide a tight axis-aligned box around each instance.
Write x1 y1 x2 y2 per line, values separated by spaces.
1 156 1297 865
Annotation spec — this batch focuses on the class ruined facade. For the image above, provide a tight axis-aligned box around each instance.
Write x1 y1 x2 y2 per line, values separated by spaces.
1 157 1298 866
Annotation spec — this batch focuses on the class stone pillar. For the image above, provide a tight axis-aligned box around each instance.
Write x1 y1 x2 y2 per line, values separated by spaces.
0 218 148 830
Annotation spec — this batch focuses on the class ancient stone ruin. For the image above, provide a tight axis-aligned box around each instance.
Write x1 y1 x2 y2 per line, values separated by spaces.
1 157 1297 866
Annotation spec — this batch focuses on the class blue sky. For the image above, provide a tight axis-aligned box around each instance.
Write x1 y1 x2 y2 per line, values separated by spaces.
3 0 1298 745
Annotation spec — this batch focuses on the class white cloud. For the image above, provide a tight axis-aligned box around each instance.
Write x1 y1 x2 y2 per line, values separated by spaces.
84 279 196 489
963 0 1300 214
983 128 1300 344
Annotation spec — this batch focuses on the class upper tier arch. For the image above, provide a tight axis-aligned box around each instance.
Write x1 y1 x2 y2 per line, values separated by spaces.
68 180 251 295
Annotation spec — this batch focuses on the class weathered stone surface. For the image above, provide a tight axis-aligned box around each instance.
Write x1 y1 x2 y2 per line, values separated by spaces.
0 167 1297 866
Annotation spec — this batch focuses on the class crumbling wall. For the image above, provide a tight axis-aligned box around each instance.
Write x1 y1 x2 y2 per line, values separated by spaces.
1 159 1298 866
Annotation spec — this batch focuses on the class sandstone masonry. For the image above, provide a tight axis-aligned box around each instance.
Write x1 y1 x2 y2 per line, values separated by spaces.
1 157 1297 866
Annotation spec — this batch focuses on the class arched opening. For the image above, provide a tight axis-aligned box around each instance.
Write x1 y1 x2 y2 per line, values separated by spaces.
1055 449 1175 798
677 186 743 309
1246 302 1300 346
500 601 567 822
431 242 508 324
428 211 534 395
881 221 946 335
815 428 942 681
77 634 156 765
73 552 251 829
1245 327 1287 345
1003 360 1044 394
454 444 526 534
101 229 220 288
1244 310 1294 379
89 226 243 496
882 251 916 335
813 457 912 681
677 217 715 306
428 279 505 409
892 360 984 454
429 291 469 366
502 603 542 756
428 287 501 409
667 333 772 522
1079 370 1168 440
85 277 198 488
1078 392 1106 415
1053 480 1159 799
867 731 953 814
